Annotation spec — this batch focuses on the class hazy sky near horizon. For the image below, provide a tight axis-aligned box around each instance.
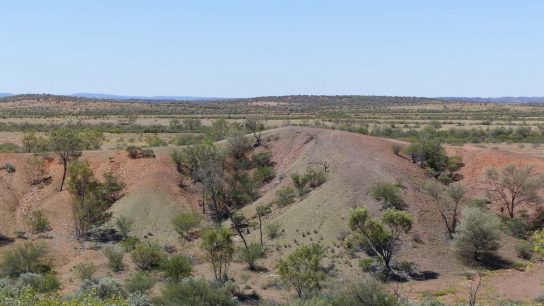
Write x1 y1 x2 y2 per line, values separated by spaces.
1 0 543 98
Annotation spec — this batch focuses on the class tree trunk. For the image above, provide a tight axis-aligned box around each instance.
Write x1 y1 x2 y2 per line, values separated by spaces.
59 158 67 191
258 215 263 245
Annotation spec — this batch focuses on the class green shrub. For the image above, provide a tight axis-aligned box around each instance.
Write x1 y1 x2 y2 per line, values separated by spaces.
305 167 327 188
103 246 125 272
253 166 276 185
454 207 501 264
125 272 155 294
115 216 133 241
156 277 237 306
371 182 404 209
390 143 403 156
0 242 50 277
171 213 200 241
16 272 60 293
291 173 310 197
160 254 193 281
238 243 265 270
128 291 153 306
4 162 16 173
502 218 528 239
144 135 167 147
358 258 374 272
265 222 283 239
74 262 97 281
131 244 164 271
275 186 297 207
121 236 142 252
252 152 274 168
27 210 51 234
327 278 402 306
516 241 533 260
79 277 126 300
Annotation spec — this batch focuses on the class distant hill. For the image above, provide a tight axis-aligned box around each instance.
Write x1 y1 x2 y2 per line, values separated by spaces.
0 93 12 98
71 93 218 101
440 96 544 104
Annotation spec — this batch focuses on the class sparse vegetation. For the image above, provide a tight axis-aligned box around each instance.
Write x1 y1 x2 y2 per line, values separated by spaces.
371 182 404 209
278 243 325 298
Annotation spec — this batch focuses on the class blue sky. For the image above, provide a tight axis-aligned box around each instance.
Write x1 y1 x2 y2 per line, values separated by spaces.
1 0 543 97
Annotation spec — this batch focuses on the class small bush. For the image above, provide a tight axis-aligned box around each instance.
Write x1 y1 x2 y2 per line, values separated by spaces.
27 210 51 234
252 152 274 168
265 222 282 239
79 277 126 300
238 243 265 270
157 277 237 306
160 254 193 281
128 291 153 306
74 262 97 281
454 207 501 264
516 241 533 260
131 244 164 271
103 245 125 272
253 166 276 185
391 143 403 156
0 242 50 277
121 236 142 252
4 162 16 173
17 272 60 293
275 186 297 207
502 218 528 239
358 258 374 272
115 216 133 241
171 213 200 241
371 182 404 209
291 173 310 197
125 272 155 294
305 167 327 188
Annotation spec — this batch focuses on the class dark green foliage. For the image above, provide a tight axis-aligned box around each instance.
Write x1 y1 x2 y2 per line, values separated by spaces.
371 182 404 209
156 277 238 306
125 272 155 293
96 171 125 204
161 254 193 281
0 242 50 277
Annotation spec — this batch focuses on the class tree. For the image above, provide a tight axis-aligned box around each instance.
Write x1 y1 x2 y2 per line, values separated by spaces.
371 182 404 209
485 163 544 218
26 156 47 185
68 160 111 239
115 216 133 241
22 131 38 153
171 213 200 241
245 116 264 146
454 207 501 264
49 128 81 191
278 243 325 298
256 204 272 245
349 207 413 271
405 126 448 172
200 226 234 282
423 180 466 238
